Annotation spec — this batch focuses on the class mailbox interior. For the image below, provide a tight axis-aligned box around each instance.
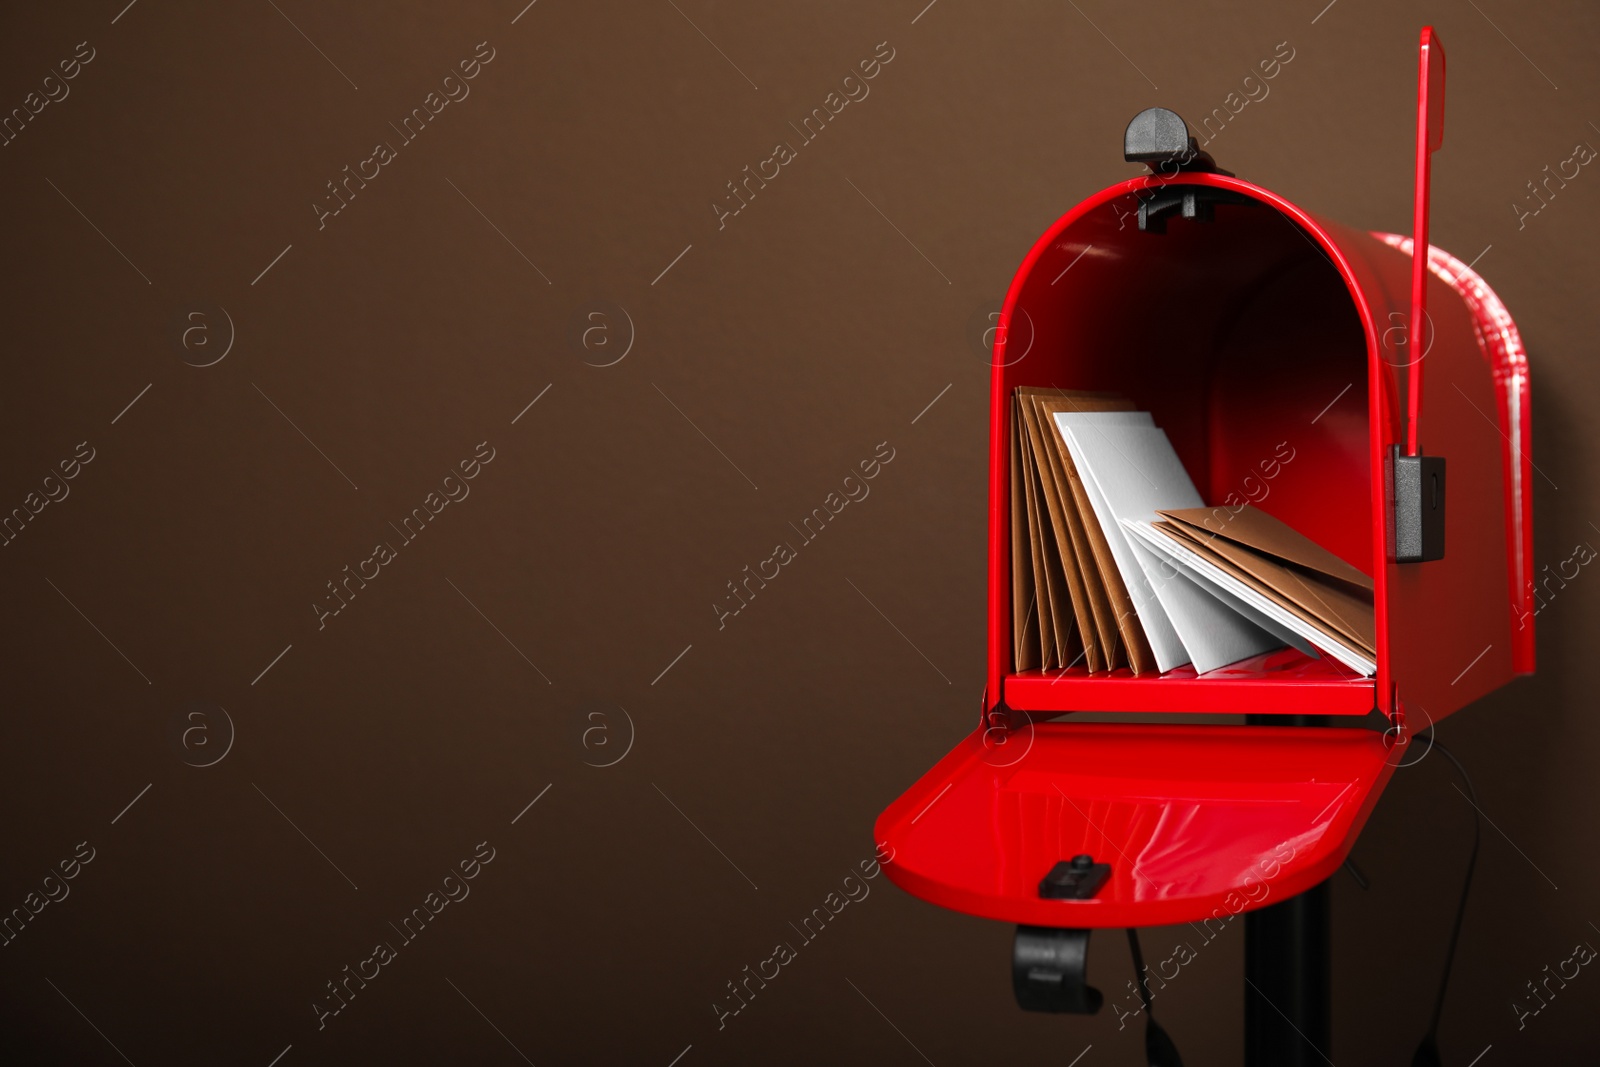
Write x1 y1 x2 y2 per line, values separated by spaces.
994 181 1383 717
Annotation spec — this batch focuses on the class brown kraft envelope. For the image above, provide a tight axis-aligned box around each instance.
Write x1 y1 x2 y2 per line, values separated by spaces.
1011 396 1075 671
1015 399 1063 668
1157 519 1376 658
1158 506 1376 656
1163 504 1374 593
1022 388 1156 675
1017 391 1095 672
1022 389 1139 672
1010 397 1041 671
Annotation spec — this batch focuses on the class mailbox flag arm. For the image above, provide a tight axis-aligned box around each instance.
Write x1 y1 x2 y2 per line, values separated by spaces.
1407 27 1446 456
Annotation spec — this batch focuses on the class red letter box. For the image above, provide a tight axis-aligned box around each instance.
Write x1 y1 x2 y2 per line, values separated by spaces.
876 28 1531 942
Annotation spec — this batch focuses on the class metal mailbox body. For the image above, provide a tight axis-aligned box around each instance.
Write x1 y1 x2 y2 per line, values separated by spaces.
876 120 1533 929
983 171 1533 722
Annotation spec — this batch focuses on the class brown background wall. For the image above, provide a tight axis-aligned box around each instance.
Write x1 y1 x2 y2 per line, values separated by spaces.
1 1 1595 1063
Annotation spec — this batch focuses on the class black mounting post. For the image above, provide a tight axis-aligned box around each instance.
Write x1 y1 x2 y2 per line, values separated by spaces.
1013 926 1103 1014
1242 707 1333 1065
1244 880 1331 1065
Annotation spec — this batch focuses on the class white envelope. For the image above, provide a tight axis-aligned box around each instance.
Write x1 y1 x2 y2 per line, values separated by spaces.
1055 417 1283 674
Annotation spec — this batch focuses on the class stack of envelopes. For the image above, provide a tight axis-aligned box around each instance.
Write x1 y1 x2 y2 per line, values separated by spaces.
1125 507 1377 676
1011 387 1376 677
1011 387 1149 674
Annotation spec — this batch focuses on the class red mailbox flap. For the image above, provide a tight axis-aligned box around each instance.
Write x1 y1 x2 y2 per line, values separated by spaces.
875 722 1396 929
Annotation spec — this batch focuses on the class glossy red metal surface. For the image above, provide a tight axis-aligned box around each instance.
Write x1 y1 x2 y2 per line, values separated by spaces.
1007 649 1373 717
981 171 1533 725
1407 27 1446 455
875 723 1397 928
1377 233 1535 675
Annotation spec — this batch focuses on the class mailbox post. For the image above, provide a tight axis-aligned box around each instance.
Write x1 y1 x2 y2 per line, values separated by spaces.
875 27 1533 1063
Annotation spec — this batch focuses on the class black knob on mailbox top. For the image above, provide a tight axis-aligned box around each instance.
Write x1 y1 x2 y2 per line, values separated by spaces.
1123 106 1226 174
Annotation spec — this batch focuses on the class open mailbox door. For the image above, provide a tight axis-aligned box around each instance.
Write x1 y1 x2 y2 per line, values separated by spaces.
878 722 1394 929
876 26 1533 939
